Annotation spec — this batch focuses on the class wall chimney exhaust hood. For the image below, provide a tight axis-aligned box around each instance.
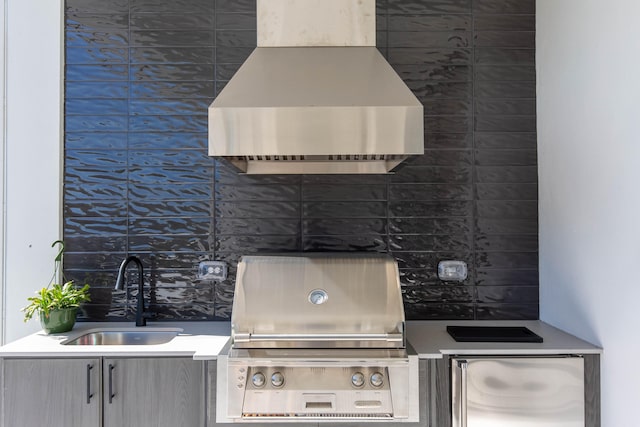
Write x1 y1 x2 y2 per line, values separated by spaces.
208 0 424 174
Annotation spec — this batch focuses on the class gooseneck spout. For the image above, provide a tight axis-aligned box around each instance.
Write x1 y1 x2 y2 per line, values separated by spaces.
115 256 146 327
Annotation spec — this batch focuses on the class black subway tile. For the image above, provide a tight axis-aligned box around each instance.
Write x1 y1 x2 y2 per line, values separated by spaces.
389 200 473 217
475 251 538 269
388 31 471 48
474 31 535 48
388 14 471 31
303 219 387 236
474 14 536 31
476 268 539 286
215 235 301 253
67 30 128 47
130 13 214 30
475 183 538 200
130 0 214 13
474 116 537 133
389 217 472 235
215 184 300 201
66 65 128 81
216 0 256 13
63 0 540 321
391 165 472 184
216 30 257 48
129 47 214 65
130 30 215 47
67 47 129 65
475 218 538 235
128 166 214 184
475 65 536 81
474 166 538 183
216 218 300 236
129 182 212 200
476 303 538 320
216 13 256 30
475 99 536 116
388 48 472 65
473 0 535 14
65 99 128 115
303 236 387 252
474 132 537 149
475 48 535 65
388 0 472 15
66 82 129 99
389 183 472 201
66 0 128 14
404 303 474 320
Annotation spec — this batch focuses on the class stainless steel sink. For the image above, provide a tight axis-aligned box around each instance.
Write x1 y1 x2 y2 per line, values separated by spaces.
63 328 182 346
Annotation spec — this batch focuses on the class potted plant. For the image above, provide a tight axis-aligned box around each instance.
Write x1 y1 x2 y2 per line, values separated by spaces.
21 240 91 334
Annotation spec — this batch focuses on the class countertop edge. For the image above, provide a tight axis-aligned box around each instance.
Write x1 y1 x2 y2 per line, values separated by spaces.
0 320 602 359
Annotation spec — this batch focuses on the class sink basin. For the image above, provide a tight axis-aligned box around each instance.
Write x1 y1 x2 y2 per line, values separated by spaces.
63 328 182 346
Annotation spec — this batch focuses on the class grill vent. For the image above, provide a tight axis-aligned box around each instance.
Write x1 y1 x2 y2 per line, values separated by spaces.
243 413 392 418
239 155 401 162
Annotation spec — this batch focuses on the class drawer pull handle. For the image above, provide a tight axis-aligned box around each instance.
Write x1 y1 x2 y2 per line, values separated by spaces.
86 364 94 404
108 364 116 404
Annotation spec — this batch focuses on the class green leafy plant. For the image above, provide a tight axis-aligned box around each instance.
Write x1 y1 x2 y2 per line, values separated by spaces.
22 281 91 321
21 240 91 322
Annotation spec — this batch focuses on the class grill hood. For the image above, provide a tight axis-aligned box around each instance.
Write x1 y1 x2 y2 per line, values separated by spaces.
208 0 424 174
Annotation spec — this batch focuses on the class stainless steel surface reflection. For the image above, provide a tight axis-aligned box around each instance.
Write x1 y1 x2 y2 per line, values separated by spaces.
231 254 405 349
208 0 424 175
218 253 419 423
64 329 180 346
451 356 585 427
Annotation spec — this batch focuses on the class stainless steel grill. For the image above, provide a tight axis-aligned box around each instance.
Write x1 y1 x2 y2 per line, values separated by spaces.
216 254 419 423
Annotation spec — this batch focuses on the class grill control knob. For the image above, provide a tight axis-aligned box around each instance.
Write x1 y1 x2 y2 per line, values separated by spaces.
370 372 384 388
351 372 365 388
271 372 285 387
252 372 266 388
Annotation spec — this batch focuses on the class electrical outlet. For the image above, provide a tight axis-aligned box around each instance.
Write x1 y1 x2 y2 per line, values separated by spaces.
437 260 468 282
197 261 227 281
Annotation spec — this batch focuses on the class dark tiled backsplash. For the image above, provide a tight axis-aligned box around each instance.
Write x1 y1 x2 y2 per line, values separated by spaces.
64 0 538 321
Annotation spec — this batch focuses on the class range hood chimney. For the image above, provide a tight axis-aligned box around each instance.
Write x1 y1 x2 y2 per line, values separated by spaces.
208 0 424 174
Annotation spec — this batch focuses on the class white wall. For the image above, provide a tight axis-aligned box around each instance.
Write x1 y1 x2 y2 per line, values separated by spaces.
537 1 640 425
1 0 6 345
1 0 63 343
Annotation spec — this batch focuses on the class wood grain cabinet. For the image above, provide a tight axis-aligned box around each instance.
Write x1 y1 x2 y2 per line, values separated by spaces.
1 357 205 427
1 358 101 427
103 358 205 427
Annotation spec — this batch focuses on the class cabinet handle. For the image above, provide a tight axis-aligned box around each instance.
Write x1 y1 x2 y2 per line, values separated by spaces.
458 360 468 427
86 364 94 404
108 363 115 404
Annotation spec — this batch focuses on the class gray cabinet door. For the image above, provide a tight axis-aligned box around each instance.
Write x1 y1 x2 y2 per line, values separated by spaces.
103 357 205 427
1 358 101 427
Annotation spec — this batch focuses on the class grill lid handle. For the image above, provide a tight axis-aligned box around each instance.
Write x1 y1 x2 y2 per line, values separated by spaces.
233 333 404 343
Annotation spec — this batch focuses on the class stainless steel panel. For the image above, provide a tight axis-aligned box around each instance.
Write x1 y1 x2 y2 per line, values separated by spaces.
230 254 405 348
257 0 375 47
452 356 585 427
225 157 410 175
208 47 423 174
217 350 419 423
209 47 423 151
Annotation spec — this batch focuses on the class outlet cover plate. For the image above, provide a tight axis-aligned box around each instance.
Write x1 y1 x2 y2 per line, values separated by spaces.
197 261 227 281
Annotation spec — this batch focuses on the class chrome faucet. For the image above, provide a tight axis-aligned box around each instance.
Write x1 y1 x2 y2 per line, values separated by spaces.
115 256 147 327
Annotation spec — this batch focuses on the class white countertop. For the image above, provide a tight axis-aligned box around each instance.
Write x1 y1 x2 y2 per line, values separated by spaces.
0 320 601 359
0 321 231 359
406 320 602 358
